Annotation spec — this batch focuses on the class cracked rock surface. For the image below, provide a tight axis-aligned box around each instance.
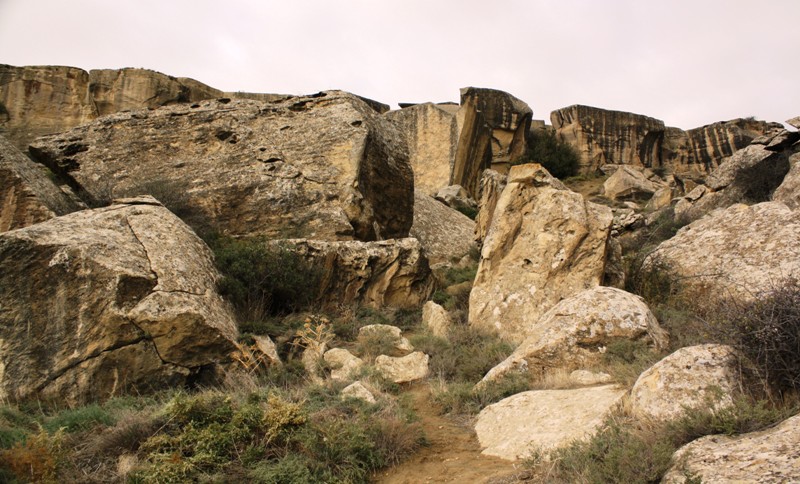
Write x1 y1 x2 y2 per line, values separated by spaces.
0 196 238 404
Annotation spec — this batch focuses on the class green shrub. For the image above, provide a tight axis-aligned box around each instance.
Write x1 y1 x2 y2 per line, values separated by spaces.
518 130 581 179
431 373 530 415
42 404 115 433
209 236 321 319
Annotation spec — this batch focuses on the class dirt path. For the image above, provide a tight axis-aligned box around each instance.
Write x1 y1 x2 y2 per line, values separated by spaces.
374 384 523 484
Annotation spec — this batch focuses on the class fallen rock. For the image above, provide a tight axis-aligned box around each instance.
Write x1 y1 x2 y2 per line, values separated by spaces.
435 185 477 215
653 202 800 299
422 301 451 338
787 116 800 130
663 413 800 483
569 370 613 386
252 335 282 367
301 341 327 382
474 169 507 243
323 348 364 381
469 164 613 343
29 91 414 241
481 287 667 382
474 385 626 460
644 186 674 212
602 165 664 200
274 238 434 309
358 324 414 356
1 134 80 232
0 196 239 404
773 152 800 210
375 352 429 383
340 381 376 404
631 344 740 421
410 191 477 264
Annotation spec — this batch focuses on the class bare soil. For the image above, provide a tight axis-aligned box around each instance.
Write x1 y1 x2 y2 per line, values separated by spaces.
374 384 526 484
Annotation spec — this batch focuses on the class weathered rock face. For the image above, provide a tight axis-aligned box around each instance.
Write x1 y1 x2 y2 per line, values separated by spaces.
654 202 800 299
30 91 414 241
410 191 476 264
386 103 459 196
422 301 451 338
774 153 800 209
0 65 97 151
474 169 507 243
787 116 800 130
481 287 667 382
663 413 800 483
459 87 532 176
602 165 665 200
474 385 626 460
469 164 612 343
551 105 665 172
88 68 223 116
685 118 783 171
0 197 239 404
273 238 434 309
0 134 80 231
323 348 364 381
631 345 740 421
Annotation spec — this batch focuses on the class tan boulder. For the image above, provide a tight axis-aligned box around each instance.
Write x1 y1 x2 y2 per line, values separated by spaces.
787 116 800 130
481 287 668 382
29 91 414 241
358 324 414 355
773 152 800 210
375 352 430 383
569 370 613 386
474 169 507 243
653 202 800 299
323 348 364 381
631 344 740 421
410 191 476 264
602 165 664 201
644 186 674 212
301 341 327 382
474 385 626 460
0 196 239 404
469 164 613 343
663 412 800 483
0 134 80 232
273 238 434 309
340 381 376 404
422 301 452 338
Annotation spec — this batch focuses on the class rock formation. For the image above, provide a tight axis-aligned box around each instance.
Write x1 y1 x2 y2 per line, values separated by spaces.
474 169 507 243
1 134 80 231
323 348 364 381
0 197 239 404
272 238 434 309
29 91 414 241
410 191 476 264
422 301 451 338
653 201 800 299
773 152 800 209
469 164 612 343
602 165 665 200
663 413 800 483
630 344 740 421
375 352 429 383
474 385 626 460
481 287 668 382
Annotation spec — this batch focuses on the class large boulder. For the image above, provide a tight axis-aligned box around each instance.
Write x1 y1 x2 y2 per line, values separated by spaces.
551 105 665 172
481 287 668 382
1 134 80 231
474 385 626 460
272 238 435 309
410 191 476 264
602 165 664 201
663 413 800 483
0 197 239 404
773 152 800 209
469 164 613 343
29 91 414 241
684 118 784 172
474 169 507 243
374 352 429 383
653 201 800 299
630 345 740 421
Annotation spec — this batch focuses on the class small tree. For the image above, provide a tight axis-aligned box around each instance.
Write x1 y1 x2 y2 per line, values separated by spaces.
518 130 581 179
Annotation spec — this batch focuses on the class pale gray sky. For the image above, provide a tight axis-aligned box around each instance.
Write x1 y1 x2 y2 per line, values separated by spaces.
1 0 797 129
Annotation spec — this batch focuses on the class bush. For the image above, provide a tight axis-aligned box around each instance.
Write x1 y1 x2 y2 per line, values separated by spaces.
209 236 321 319
518 130 581 179
431 373 530 416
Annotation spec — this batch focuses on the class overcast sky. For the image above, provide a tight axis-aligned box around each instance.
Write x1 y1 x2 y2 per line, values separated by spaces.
0 0 797 129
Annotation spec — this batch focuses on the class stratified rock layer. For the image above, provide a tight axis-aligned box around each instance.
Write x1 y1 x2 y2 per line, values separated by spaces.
30 91 413 241
0 197 239 404
469 164 612 343
0 134 79 231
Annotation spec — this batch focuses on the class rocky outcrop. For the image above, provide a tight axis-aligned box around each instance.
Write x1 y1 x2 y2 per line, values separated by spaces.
375 352 429 383
469 164 612 343
274 238 434 309
788 116 800 130
773 153 800 209
663 413 800 483
386 103 459 196
410 191 476 264
1 134 80 231
422 301 451 338
474 169 507 243
602 165 665 200
0 65 97 151
653 202 800 299
630 345 740 421
474 385 626 460
30 91 414 241
481 287 668 382
460 87 532 174
0 197 239 404
551 105 665 172
685 118 783 171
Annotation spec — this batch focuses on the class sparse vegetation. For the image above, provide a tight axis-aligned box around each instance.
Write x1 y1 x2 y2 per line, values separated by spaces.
518 129 581 179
